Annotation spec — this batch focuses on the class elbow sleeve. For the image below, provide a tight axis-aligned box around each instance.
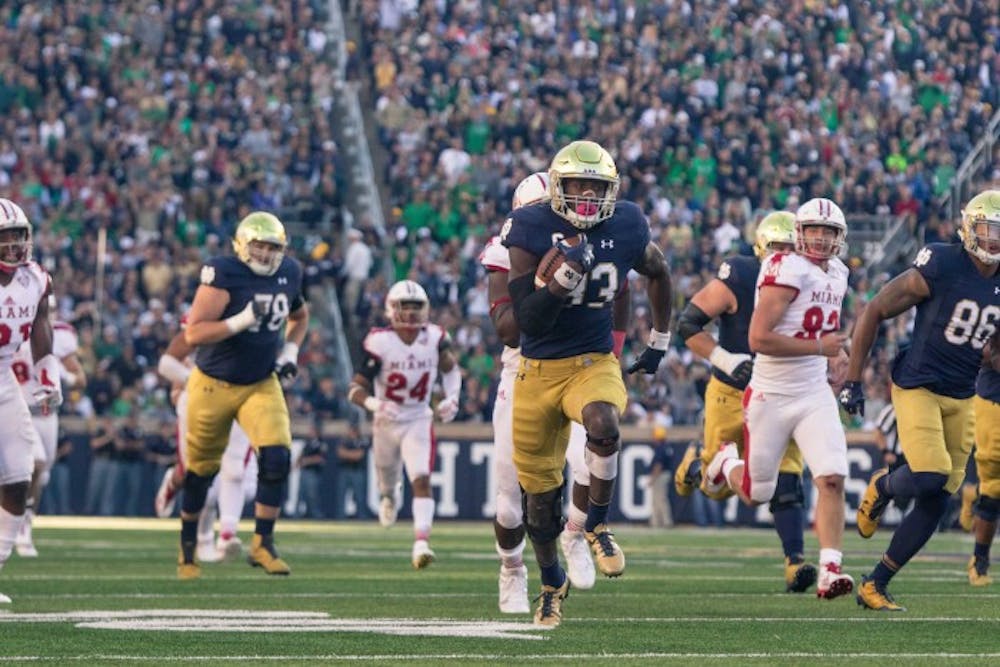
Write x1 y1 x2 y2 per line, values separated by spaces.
509 274 565 338
677 302 712 342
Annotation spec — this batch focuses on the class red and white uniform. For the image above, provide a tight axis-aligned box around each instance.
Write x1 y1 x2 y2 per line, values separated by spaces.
480 236 588 529
12 321 76 467
0 262 47 485
743 252 849 502
364 325 446 480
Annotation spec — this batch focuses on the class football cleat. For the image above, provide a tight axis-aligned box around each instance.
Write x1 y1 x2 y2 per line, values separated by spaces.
856 575 905 611
177 550 201 581
532 577 571 628
816 562 854 599
15 514 37 558
247 534 291 575
0 591 11 604
857 468 890 538
379 495 398 528
155 466 178 518
968 556 993 587
703 441 738 496
559 529 596 590
216 534 243 562
784 557 818 593
959 484 977 533
673 442 703 497
411 539 435 569
197 538 223 563
585 524 625 577
498 564 530 614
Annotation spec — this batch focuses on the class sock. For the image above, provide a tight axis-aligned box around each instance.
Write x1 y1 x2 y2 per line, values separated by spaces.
197 503 217 543
217 475 245 538
721 458 742 485
539 562 566 588
973 541 991 564
871 555 900 587
0 507 24 565
877 490 949 583
496 540 525 569
772 505 805 560
255 517 276 541
565 502 587 533
180 518 198 562
819 548 842 567
584 501 610 533
412 497 435 541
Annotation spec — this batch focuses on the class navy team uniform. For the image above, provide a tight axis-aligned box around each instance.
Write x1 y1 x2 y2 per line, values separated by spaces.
700 255 803 497
501 201 645 494
866 243 1000 595
185 255 305 477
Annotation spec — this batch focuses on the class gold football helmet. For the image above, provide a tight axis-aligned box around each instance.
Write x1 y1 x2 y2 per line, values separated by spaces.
753 211 796 259
232 211 288 276
548 140 619 229
960 189 1000 265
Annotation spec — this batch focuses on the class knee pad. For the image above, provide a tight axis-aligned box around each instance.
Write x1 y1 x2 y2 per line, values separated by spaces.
768 472 804 514
975 495 1000 522
584 446 618 481
257 446 291 485
521 487 564 544
181 471 215 515
586 431 620 457
256 446 290 507
912 472 949 497
749 478 777 505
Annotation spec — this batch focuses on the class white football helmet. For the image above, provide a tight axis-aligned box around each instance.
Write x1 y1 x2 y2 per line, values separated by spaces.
385 280 429 331
0 198 32 274
794 197 846 261
512 172 550 210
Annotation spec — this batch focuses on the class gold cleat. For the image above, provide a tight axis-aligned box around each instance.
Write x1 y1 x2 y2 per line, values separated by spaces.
247 534 291 575
959 484 977 533
177 551 201 581
673 442 702 497
968 556 993 587
784 557 818 593
856 575 905 612
585 524 625 577
857 468 890 539
532 578 570 628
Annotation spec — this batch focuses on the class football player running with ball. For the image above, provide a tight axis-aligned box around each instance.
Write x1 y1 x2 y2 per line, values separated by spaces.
502 141 673 627
676 211 817 593
705 198 855 601
842 190 1000 610
348 279 462 569
177 211 308 580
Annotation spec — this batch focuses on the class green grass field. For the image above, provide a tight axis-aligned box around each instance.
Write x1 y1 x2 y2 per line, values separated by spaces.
1 517 997 665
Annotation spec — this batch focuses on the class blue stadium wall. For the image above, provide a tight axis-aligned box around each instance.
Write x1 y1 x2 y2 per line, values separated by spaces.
54 422 910 527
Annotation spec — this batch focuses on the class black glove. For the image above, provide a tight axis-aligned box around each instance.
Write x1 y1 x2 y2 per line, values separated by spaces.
838 380 865 417
558 234 595 273
730 358 754 386
275 342 299 380
627 347 666 375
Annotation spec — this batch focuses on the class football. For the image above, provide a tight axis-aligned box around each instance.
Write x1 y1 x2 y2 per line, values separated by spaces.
534 235 582 288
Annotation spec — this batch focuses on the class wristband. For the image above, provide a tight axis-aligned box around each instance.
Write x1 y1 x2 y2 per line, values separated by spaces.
648 329 672 351
224 304 258 333
489 296 512 316
280 341 300 362
552 263 583 291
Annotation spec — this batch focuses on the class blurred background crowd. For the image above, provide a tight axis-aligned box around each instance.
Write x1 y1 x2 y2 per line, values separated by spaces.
2 0 998 515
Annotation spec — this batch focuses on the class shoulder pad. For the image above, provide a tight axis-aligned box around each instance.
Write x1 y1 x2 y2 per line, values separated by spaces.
480 236 510 272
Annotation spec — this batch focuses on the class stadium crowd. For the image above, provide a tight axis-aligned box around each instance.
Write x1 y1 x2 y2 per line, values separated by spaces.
1 1 999 515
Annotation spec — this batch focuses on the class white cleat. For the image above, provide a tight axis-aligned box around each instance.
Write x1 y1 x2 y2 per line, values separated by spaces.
155 466 178 518
703 441 739 496
559 529 596 590
379 495 398 528
498 564 530 613
216 534 243 562
816 562 855 600
411 539 435 569
0 592 11 604
197 538 223 563
15 516 37 558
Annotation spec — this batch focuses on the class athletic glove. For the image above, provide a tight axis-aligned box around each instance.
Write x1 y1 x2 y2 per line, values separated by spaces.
838 380 865 417
275 342 300 380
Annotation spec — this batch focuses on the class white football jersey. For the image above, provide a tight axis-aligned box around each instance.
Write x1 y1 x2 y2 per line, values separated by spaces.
479 235 521 372
0 262 48 370
363 324 449 420
751 252 848 394
13 321 78 405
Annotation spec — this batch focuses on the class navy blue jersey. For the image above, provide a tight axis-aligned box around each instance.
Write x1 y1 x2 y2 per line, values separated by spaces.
713 254 759 390
976 366 1000 403
502 200 650 359
195 255 305 385
892 243 1000 399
